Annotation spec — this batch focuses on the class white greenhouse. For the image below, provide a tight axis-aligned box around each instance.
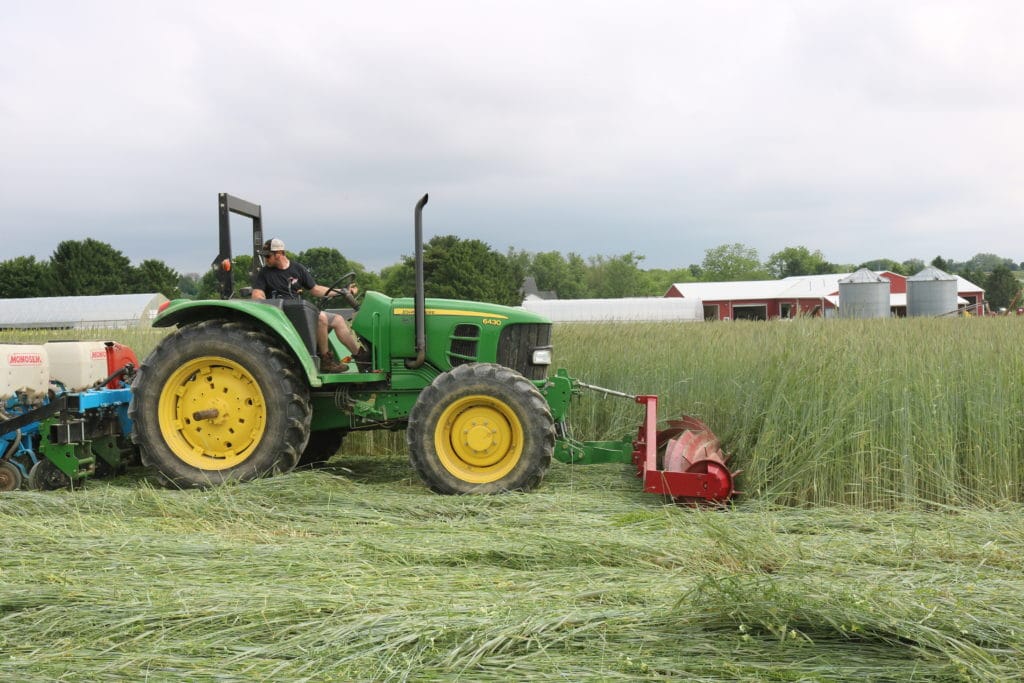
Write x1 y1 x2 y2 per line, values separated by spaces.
520 297 703 322
0 293 168 330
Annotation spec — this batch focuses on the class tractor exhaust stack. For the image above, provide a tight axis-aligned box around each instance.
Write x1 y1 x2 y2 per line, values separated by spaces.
405 193 429 369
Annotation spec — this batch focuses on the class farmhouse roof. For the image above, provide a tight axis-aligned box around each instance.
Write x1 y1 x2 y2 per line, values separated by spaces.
668 271 984 301
520 276 558 301
667 274 846 300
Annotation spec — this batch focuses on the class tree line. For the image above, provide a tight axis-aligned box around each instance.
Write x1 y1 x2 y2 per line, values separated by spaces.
2 237 1021 310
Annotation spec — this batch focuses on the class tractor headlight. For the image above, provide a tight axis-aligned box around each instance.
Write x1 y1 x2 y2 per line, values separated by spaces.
531 347 553 365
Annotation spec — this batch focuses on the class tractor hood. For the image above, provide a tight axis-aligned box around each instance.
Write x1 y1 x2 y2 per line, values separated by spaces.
353 291 554 379
356 290 550 327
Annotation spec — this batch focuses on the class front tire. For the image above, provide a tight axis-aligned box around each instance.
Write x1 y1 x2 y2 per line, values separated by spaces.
407 363 554 494
130 320 311 488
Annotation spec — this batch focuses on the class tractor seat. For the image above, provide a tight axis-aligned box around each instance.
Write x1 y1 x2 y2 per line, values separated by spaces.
256 299 320 357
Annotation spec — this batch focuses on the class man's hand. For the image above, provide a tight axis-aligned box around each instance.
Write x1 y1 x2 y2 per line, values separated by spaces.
324 283 358 297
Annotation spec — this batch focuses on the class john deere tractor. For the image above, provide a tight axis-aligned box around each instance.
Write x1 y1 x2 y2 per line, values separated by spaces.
129 194 735 502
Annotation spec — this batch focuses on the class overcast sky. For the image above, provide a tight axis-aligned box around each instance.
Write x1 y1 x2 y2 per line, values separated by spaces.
3 1 1022 277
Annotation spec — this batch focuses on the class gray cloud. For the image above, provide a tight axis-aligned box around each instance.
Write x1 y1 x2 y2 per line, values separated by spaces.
2 1 1022 277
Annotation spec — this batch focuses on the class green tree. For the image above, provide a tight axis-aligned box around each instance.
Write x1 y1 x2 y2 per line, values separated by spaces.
420 235 523 305
958 266 987 290
353 268 382 295
0 255 52 298
297 247 382 295
130 259 182 299
506 248 533 281
984 264 1022 310
858 258 905 275
196 255 254 299
378 237 520 304
901 258 926 276
178 273 201 298
642 267 697 296
766 246 835 278
701 243 768 281
528 251 588 299
49 239 133 295
296 247 352 286
966 253 1013 273
585 252 647 298
196 270 219 299
379 260 414 298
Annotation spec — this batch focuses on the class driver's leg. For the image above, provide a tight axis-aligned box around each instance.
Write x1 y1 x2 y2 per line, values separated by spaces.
325 312 361 355
317 312 348 373
316 312 329 356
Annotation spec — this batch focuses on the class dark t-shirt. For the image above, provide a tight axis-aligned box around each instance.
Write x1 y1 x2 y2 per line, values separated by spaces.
252 262 316 299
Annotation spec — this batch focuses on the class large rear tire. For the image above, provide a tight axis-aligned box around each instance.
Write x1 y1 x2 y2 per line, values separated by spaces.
407 363 553 494
130 320 311 488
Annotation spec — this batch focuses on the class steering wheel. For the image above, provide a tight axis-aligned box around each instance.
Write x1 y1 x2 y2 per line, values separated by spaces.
318 271 360 310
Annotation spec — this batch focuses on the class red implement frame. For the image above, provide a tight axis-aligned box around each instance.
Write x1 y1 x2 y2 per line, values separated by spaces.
631 395 734 503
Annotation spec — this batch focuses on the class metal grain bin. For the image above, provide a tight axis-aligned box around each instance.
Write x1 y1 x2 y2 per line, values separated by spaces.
838 268 890 318
907 266 958 317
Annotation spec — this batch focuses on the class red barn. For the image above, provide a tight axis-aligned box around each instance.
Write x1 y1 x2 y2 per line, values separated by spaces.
665 272 985 321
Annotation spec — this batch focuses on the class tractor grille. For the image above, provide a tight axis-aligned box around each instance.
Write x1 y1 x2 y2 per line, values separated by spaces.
498 323 552 380
448 324 480 368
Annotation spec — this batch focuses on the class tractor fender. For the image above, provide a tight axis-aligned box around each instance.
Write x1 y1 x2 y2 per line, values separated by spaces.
153 299 325 387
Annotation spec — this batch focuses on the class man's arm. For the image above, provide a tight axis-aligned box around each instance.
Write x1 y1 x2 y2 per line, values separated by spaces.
309 283 357 299
251 288 267 300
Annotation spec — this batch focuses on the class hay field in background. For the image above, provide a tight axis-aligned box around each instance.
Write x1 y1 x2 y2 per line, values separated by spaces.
553 317 1024 508
3 318 1024 679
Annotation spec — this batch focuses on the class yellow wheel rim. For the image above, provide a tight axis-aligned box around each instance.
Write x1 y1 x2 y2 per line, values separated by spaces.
435 394 523 484
157 356 267 471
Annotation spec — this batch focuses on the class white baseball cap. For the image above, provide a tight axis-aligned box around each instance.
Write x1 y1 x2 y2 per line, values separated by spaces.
262 238 286 254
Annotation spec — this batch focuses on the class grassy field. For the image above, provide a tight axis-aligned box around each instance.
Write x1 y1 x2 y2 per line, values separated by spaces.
3 458 1024 681
2 317 1024 679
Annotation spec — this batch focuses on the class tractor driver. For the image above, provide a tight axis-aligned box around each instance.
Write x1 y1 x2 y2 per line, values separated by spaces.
251 238 366 373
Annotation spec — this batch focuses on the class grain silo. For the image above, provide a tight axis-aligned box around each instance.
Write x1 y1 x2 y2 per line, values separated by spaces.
907 266 958 317
838 269 890 319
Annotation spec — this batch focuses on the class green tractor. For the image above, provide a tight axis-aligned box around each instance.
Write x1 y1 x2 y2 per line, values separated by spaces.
129 194 736 502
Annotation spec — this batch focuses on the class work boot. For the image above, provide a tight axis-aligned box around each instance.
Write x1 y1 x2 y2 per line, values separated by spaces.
320 351 348 374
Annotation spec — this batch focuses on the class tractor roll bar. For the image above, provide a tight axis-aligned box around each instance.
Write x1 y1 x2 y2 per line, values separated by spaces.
214 193 264 300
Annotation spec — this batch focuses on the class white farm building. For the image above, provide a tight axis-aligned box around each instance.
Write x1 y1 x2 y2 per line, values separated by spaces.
521 297 703 322
0 293 168 330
